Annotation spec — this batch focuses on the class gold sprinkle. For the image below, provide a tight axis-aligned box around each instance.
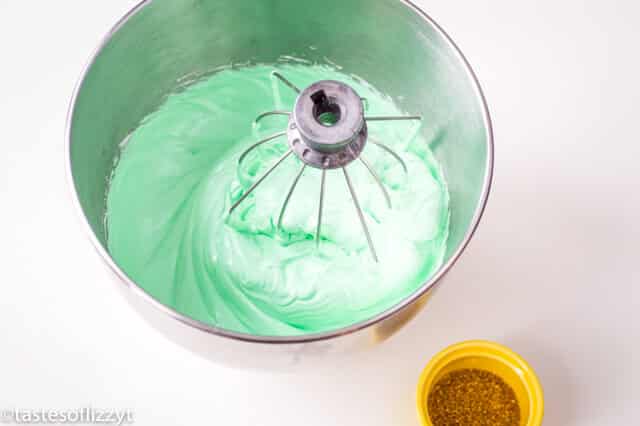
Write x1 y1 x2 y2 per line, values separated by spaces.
427 368 520 426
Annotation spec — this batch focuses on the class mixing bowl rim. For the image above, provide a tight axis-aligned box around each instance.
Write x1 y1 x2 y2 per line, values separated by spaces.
65 0 495 344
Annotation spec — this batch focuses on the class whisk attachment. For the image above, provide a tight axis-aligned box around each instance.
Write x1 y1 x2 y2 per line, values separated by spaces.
230 74 421 262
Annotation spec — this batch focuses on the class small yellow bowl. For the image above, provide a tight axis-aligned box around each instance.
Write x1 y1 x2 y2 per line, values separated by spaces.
416 340 544 426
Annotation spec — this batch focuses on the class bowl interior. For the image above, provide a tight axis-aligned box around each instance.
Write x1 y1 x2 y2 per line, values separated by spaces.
69 0 491 335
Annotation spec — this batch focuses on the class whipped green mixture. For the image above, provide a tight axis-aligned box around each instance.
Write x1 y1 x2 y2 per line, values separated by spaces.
106 63 449 336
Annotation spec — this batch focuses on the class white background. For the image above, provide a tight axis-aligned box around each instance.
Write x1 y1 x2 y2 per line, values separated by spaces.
0 0 638 425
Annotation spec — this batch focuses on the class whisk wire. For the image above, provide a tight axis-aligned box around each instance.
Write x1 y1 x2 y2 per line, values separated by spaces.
272 71 301 94
360 156 392 209
369 139 408 173
365 115 421 122
238 131 287 164
229 149 293 214
343 167 378 262
254 110 291 125
316 169 326 247
277 163 307 230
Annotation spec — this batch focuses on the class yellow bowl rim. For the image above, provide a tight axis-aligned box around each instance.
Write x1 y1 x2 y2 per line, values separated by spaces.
416 340 544 426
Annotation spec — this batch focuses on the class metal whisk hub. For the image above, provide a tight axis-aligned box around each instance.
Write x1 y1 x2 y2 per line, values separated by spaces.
288 80 367 169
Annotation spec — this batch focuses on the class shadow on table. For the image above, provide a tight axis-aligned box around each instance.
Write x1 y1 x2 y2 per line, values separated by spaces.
503 330 579 426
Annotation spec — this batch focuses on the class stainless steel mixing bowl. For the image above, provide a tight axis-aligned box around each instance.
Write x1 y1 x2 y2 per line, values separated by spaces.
66 0 493 368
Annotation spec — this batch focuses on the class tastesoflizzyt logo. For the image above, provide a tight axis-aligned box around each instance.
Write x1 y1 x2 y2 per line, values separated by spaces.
0 407 133 425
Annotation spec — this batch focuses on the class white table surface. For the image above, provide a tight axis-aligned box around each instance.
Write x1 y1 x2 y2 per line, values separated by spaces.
1 0 637 424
